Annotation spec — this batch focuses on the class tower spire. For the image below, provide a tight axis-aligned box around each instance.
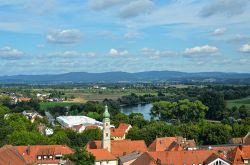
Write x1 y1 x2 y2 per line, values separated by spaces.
102 105 111 152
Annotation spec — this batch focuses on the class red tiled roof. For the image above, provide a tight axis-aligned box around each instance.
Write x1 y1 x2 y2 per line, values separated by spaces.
132 150 225 165
88 149 117 161
85 125 99 130
230 145 250 165
118 123 130 130
148 137 197 151
148 137 179 151
86 140 147 157
0 145 26 165
130 152 157 165
111 123 131 138
15 145 74 164
111 129 126 138
18 98 31 102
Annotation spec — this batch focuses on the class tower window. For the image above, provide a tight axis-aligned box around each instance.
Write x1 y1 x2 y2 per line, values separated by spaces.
106 123 108 126
106 133 108 137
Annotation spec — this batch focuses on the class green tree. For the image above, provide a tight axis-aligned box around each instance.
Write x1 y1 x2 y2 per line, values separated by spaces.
200 91 226 120
112 113 129 127
64 148 95 165
151 99 207 122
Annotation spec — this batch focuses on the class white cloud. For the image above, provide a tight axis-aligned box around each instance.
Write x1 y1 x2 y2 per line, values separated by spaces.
200 0 249 17
124 31 141 39
48 51 81 58
141 48 177 59
118 0 154 18
37 44 45 48
47 29 81 45
89 0 124 10
239 44 250 53
212 27 226 36
0 46 24 60
239 59 250 64
184 45 219 55
85 52 96 57
226 34 250 43
108 48 128 56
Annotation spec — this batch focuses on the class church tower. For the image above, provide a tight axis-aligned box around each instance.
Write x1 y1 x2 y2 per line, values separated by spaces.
102 105 111 152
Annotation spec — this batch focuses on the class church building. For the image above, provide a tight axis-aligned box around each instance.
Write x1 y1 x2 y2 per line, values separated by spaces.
86 106 147 165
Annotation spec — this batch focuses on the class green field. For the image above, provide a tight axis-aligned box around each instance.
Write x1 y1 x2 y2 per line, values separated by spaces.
226 97 250 108
40 102 83 109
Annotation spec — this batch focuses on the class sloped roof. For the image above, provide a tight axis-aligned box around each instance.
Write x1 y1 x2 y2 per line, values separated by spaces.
111 123 131 138
229 145 250 164
118 123 131 130
86 140 147 157
148 137 177 151
15 145 74 164
132 150 224 165
130 152 157 165
88 149 117 161
119 151 142 163
0 145 26 165
148 137 196 151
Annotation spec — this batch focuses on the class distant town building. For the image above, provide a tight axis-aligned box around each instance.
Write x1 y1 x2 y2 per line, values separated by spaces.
15 97 31 103
22 110 43 123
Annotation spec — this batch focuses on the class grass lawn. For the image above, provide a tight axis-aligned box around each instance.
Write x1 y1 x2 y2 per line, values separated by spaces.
40 102 83 109
226 97 250 108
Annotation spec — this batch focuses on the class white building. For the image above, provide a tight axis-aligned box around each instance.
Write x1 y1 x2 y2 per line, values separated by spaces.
56 115 114 131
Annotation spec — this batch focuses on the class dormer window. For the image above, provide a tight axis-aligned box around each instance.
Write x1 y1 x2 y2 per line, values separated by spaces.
43 155 47 159
37 156 42 160
49 155 53 159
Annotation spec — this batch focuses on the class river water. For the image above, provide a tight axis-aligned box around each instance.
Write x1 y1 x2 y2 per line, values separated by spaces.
120 103 153 120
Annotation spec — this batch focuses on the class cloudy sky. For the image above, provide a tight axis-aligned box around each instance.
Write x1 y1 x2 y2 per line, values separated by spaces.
0 0 250 75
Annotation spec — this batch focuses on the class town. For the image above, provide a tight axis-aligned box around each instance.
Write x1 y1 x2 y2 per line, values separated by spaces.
1 0 250 164
0 84 249 165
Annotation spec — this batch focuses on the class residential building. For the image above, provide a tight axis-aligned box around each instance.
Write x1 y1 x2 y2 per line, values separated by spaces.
15 145 74 165
230 132 250 145
111 123 132 140
148 136 197 151
119 152 142 165
131 150 231 165
229 145 250 165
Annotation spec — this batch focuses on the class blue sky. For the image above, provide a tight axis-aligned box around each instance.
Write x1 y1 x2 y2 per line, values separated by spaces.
0 0 250 75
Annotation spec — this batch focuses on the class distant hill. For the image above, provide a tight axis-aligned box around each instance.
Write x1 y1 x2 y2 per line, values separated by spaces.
1 71 250 84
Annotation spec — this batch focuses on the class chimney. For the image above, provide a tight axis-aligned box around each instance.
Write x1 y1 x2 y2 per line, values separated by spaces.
26 145 31 155
239 144 243 151
156 158 161 165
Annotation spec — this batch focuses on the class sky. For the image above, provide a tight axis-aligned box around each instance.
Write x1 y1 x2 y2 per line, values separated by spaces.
0 0 250 75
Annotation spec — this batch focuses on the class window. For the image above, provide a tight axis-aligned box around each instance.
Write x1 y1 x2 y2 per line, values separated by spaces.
106 123 108 126
43 155 47 159
49 155 53 159
106 133 108 137
37 156 42 160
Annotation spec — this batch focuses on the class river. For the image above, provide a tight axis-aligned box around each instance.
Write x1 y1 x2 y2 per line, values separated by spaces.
120 103 153 120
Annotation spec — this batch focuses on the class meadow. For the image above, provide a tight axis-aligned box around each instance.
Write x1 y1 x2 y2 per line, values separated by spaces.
226 97 250 108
